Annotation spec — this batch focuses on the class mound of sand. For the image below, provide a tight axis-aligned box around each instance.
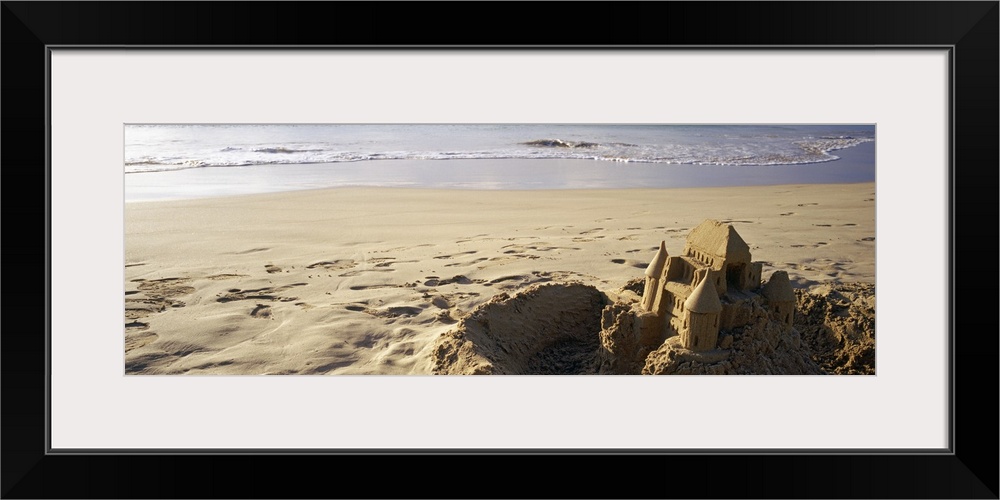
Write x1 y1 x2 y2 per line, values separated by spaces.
794 283 876 374
431 280 875 375
431 283 606 374
639 299 822 375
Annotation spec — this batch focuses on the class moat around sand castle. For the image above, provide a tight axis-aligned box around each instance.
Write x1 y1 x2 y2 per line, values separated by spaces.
432 219 875 375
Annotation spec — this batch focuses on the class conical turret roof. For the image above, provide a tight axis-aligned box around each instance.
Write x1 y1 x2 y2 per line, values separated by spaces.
761 271 796 302
644 241 668 278
684 274 723 313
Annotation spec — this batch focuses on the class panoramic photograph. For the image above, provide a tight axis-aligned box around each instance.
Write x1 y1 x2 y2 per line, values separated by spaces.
124 124 876 375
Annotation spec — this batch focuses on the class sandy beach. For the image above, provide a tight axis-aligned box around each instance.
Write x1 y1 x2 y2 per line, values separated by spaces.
123 181 875 375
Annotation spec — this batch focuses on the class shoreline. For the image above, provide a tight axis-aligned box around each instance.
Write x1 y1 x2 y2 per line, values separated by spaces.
125 142 876 202
125 182 875 375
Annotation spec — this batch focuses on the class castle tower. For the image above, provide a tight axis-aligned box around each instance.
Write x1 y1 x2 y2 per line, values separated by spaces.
641 241 668 311
761 271 796 331
681 219 756 294
682 273 722 351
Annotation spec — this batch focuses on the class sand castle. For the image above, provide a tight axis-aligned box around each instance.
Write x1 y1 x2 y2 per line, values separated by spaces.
433 219 816 375
635 219 796 352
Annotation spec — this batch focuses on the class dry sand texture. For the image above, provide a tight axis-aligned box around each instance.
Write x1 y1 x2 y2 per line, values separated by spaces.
124 182 875 375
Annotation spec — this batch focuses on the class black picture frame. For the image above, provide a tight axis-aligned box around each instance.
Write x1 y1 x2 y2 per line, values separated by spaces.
3 2 997 498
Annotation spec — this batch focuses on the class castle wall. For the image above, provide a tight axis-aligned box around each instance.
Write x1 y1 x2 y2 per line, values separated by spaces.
635 309 665 348
684 312 720 351
641 277 659 311
719 296 757 330
652 282 671 317
664 256 685 282
769 301 795 331
693 268 727 296
749 262 763 290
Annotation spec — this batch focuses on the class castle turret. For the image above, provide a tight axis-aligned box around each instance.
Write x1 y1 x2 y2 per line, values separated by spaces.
681 273 722 351
761 271 796 330
641 241 668 311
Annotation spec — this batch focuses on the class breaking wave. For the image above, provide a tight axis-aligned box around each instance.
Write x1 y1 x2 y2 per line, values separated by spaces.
125 126 875 173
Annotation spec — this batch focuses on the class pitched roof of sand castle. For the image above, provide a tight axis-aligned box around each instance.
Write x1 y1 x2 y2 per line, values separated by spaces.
761 270 796 302
686 219 751 262
684 274 723 313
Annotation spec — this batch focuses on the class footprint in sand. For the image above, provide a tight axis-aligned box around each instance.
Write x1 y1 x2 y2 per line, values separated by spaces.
207 273 248 280
369 306 424 319
489 275 528 284
367 258 415 268
371 244 434 254
503 243 579 253
125 330 158 353
426 291 481 323
216 283 306 303
424 275 483 287
265 264 282 274
125 278 195 331
797 203 819 207
434 251 478 260
444 257 490 268
611 259 649 269
490 253 541 263
249 304 272 319
306 259 357 271
337 268 396 277
455 234 490 243
232 247 271 255
534 270 594 282
349 284 403 291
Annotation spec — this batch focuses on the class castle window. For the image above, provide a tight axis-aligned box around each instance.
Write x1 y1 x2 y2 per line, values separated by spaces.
694 336 699 347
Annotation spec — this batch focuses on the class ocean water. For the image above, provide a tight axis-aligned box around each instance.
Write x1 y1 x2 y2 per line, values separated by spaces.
124 124 875 201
